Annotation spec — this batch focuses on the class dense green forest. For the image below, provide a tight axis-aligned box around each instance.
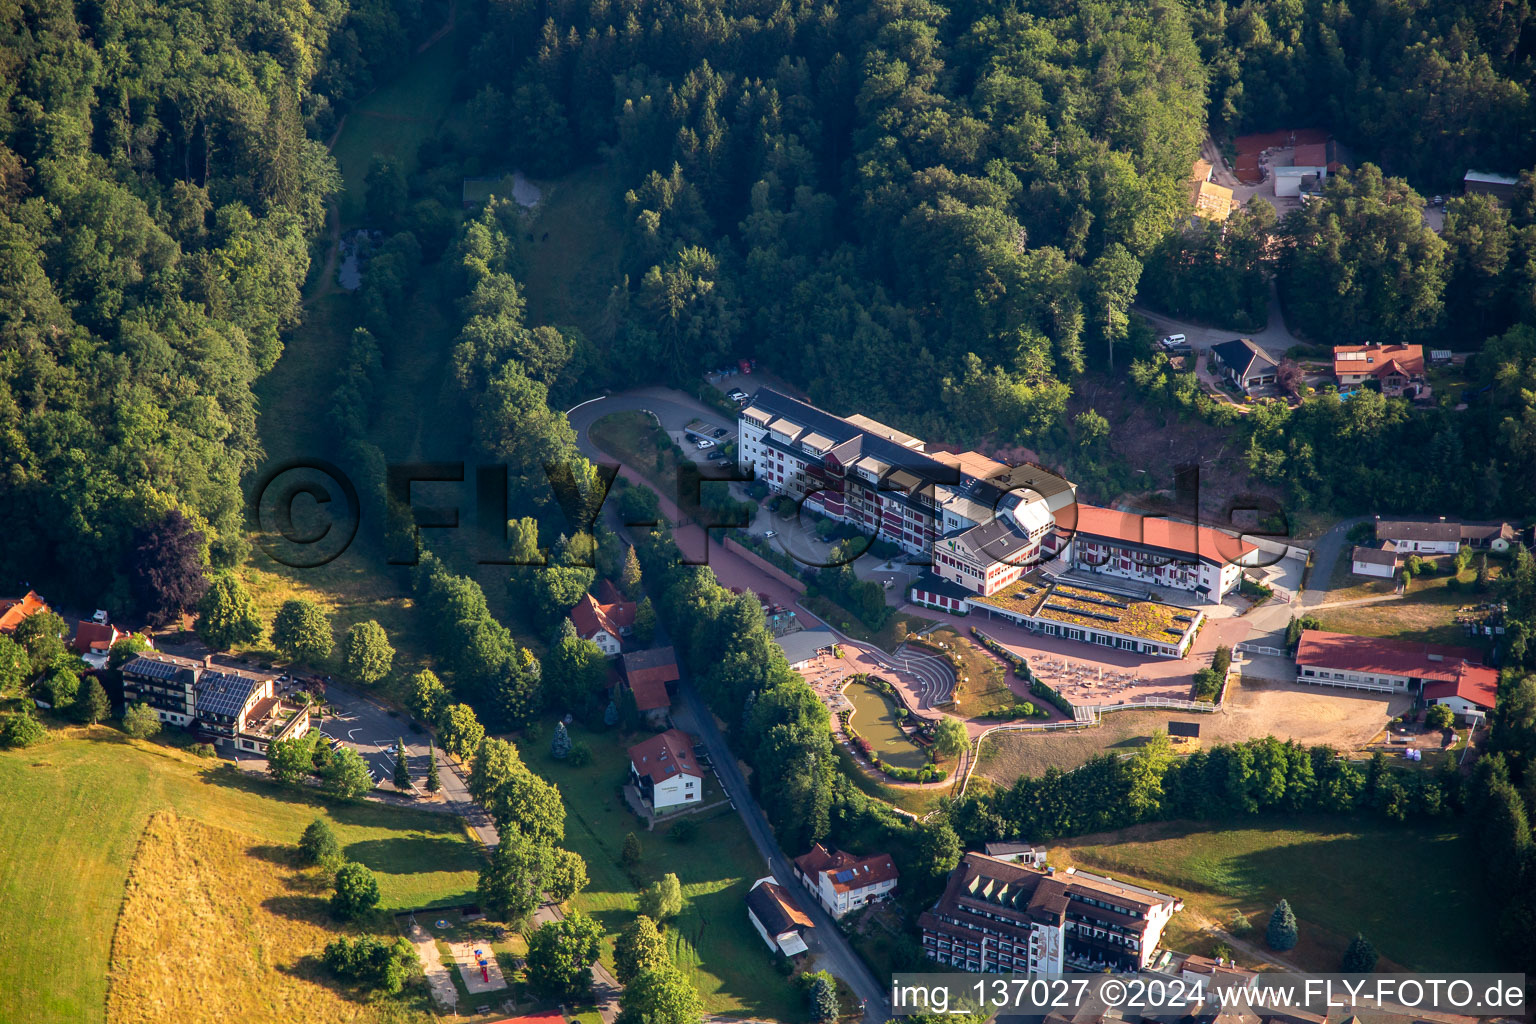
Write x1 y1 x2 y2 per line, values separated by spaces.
0 0 440 610
4 0 1536 600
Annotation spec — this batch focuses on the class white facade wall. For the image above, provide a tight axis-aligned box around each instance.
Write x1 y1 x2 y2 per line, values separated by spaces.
1296 664 1411 693
1353 558 1396 578
648 770 701 810
1386 537 1460 555
1428 694 1489 722
587 629 621 656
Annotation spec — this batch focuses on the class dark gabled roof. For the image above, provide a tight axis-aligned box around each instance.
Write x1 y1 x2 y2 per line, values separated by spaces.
909 571 972 602
622 647 679 687
122 653 201 686
1376 520 1462 543
743 388 957 491
746 879 813 935
1352 544 1400 566
195 670 260 718
1210 338 1277 378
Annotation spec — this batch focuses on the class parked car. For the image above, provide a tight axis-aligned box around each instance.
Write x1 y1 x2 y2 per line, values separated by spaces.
738 359 752 374
764 530 777 538
706 449 725 460
727 389 748 402
695 438 714 449
1158 333 1187 349
712 427 727 438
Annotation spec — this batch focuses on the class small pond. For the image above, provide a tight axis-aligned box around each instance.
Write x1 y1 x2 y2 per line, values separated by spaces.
846 682 929 771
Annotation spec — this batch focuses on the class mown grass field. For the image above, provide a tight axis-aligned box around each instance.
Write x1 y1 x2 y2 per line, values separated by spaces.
1053 816 1497 973
529 718 802 1021
0 730 482 1024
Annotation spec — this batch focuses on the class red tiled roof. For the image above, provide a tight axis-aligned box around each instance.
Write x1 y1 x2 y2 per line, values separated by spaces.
486 1013 567 1024
629 676 671 712
794 843 899 892
628 729 699 784
570 592 635 641
1422 662 1499 710
1333 344 1424 380
1296 630 1484 683
71 621 121 654
622 647 679 691
1058 505 1257 565
0 591 49 634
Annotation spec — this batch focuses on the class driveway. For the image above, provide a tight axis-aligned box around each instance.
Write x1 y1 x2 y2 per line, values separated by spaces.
1298 516 1369 609
321 684 500 847
1135 278 1301 365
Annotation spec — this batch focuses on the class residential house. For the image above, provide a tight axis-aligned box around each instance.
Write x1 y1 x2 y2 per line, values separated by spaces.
919 852 1182 972
0 591 50 634
793 844 899 918
1294 630 1488 696
1189 159 1234 221
71 621 124 669
745 877 814 956
1376 519 1461 555
1460 522 1518 553
1350 543 1400 579
1273 164 1327 197
621 646 679 726
1332 344 1425 396
1209 340 1278 394
627 729 702 811
773 629 838 671
570 591 635 656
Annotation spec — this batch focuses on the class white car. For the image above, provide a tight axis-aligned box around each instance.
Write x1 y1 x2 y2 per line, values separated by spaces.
1159 333 1187 349
695 438 714 449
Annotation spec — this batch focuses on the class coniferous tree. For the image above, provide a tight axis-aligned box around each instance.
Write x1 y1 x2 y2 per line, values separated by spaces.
426 744 441 793
1267 899 1298 951
393 737 410 791
1341 933 1377 973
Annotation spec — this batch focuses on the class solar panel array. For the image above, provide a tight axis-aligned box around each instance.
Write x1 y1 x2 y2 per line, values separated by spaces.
124 657 185 680
196 671 258 718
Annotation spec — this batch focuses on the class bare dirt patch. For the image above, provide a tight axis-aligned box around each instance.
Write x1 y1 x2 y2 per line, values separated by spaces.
978 674 1406 783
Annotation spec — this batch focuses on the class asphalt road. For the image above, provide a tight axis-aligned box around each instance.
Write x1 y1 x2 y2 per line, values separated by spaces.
320 684 500 846
671 677 890 1024
1134 278 1301 365
572 387 891 1024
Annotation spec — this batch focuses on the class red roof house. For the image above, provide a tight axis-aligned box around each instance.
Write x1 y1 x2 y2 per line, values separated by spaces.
72 621 123 657
570 592 636 656
0 591 50 634
1333 345 1425 395
793 843 899 917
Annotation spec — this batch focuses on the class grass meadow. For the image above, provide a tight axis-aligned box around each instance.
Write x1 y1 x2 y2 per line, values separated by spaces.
0 729 481 1024
1053 815 1497 973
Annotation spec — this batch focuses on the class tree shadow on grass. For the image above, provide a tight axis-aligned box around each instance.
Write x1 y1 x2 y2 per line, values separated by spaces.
262 891 333 923
248 842 298 866
345 835 483 874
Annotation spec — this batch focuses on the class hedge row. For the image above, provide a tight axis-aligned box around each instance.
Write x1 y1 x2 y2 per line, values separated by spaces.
969 627 1033 682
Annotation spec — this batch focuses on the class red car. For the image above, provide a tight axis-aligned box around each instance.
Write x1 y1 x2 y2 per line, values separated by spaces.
738 359 752 374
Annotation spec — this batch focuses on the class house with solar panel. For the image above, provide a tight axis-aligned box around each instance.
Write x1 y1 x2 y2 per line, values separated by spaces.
120 652 311 755
793 844 898 918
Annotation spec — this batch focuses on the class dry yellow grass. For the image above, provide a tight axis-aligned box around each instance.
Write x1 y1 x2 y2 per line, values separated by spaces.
106 811 432 1024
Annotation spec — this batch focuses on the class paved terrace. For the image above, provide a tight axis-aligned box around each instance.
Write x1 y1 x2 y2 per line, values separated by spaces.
904 603 1253 708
